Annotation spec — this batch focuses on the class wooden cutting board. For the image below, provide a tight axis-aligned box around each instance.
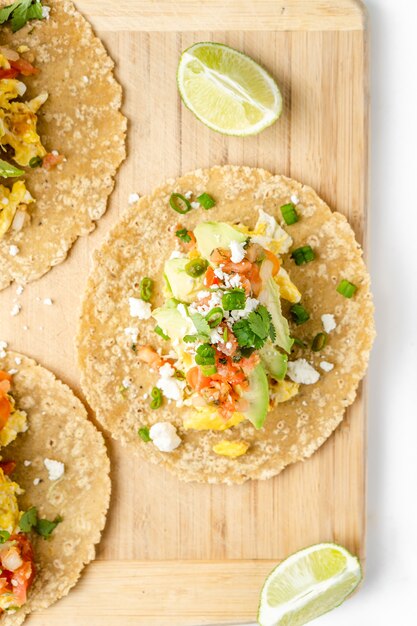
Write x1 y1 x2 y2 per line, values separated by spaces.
0 1 369 623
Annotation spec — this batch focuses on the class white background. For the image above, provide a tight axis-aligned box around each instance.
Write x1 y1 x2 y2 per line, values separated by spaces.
227 0 417 624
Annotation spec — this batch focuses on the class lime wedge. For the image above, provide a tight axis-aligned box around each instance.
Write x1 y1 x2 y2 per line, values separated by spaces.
258 543 362 626
177 42 282 136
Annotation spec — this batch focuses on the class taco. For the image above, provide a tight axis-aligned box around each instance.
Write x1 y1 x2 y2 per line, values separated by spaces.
0 348 110 624
78 165 375 484
0 0 126 290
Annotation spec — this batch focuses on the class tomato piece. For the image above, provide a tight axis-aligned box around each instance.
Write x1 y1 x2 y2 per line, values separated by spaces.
0 396 11 430
204 266 219 287
10 58 39 76
247 263 262 296
42 153 64 170
0 461 16 475
186 366 212 391
0 371 12 383
137 345 165 368
0 535 36 608
0 68 19 79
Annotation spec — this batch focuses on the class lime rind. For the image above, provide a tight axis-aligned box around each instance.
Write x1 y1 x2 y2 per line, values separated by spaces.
177 42 282 136
257 542 362 626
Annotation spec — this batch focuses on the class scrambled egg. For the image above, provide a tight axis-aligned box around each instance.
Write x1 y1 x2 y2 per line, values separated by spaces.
0 180 34 238
274 267 301 303
212 440 250 458
183 406 246 431
0 53 48 166
271 380 300 404
0 468 22 535
236 208 293 255
0 394 27 448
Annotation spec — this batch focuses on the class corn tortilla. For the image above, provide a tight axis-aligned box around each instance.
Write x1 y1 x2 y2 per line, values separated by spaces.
0 0 126 290
0 351 111 625
78 165 375 484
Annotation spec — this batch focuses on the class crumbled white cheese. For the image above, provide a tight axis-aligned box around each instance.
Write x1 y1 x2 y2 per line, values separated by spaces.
43 298 53 306
229 240 246 263
149 422 181 452
14 357 21 365
210 328 225 344
1 197 8 206
0 341 7 358
33 478 41 486
16 285 24 296
290 194 299 205
122 377 131 388
23 460 31 467
10 303 21 317
176 303 189 319
82 75 89 84
197 290 211 300
287 359 320 385
129 297 152 320
214 268 225 281
44 458 65 481
41 5 51 19
320 361 334 372
228 297 259 321
184 190 193 199
8 369 17 375
9 245 19 257
321 314 337 333
227 274 242 289
156 363 185 403
124 327 139 343
190 201 200 210
128 192 140 204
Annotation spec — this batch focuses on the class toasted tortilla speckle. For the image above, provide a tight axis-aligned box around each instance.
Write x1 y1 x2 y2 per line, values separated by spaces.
0 0 126 290
78 165 375 484
0 352 111 625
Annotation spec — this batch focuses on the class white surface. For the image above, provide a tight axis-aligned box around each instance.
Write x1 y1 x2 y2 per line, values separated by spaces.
218 0 417 624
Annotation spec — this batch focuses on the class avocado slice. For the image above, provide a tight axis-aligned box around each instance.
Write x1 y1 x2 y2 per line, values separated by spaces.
259 343 288 380
240 363 269 429
194 221 247 260
259 277 293 354
164 257 204 303
152 300 195 341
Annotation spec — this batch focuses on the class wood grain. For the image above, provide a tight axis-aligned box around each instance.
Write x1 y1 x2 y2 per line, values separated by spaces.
0 1 369 623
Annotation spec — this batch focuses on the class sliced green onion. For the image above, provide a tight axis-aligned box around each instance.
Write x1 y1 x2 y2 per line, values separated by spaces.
185 258 208 278
290 303 310 325
195 344 216 366
292 337 307 348
154 325 170 340
291 245 315 266
169 193 192 214
311 332 328 352
337 279 357 298
280 202 298 225
29 156 43 169
150 387 163 409
0 530 10 543
197 193 216 209
175 228 191 243
140 276 153 301
138 427 151 442
200 364 217 376
205 307 223 328
183 334 198 343
222 289 246 311
223 327 228 342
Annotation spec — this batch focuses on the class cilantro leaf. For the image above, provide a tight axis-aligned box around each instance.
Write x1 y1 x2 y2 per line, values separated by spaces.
0 0 44 32
175 228 191 243
0 530 10 543
233 305 275 350
0 159 24 179
35 515 62 539
190 313 210 338
19 506 38 532
233 319 255 348
247 305 270 340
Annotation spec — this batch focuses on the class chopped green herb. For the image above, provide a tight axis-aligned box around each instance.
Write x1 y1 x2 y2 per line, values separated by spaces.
222 288 246 311
195 344 216 366
190 312 210 339
0 530 10 543
140 276 153 302
290 303 310 325
233 305 275 350
154 325 170 340
35 516 62 539
280 202 298 225
291 245 315 266
0 159 24 178
223 327 228 342
197 193 216 209
138 427 151 442
185 257 208 278
150 387 163 409
336 279 357 298
311 332 328 351
19 506 38 532
29 155 43 168
0 0 44 33
131 343 137 353
292 337 307 348
175 228 191 243
205 306 223 328
169 192 192 214
183 334 198 343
